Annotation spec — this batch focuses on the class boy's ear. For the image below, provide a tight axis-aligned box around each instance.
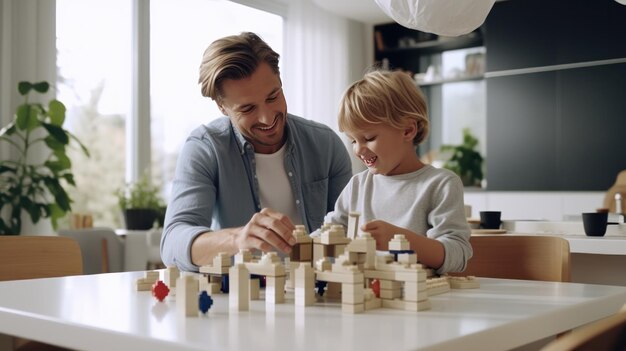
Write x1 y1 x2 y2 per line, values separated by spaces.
403 120 418 142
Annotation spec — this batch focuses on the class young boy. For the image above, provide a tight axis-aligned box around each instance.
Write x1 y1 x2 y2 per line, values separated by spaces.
322 70 472 274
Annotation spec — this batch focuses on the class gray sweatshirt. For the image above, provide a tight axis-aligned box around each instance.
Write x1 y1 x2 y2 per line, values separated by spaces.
322 165 472 274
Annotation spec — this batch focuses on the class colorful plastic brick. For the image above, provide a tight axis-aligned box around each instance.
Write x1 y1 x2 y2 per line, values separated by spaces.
198 291 213 314
152 280 170 302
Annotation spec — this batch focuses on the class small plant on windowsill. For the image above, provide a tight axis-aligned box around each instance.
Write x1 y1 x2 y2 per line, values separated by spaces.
0 81 89 235
440 128 484 187
115 173 165 230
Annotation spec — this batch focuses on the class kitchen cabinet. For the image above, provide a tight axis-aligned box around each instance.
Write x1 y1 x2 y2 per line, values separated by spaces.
485 0 626 190
373 22 483 76
486 0 626 72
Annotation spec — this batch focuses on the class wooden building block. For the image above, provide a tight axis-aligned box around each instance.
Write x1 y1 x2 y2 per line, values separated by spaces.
295 264 315 306
266 276 286 304
229 263 249 311
403 283 429 302
380 280 402 290
164 266 179 288
177 275 200 317
234 249 253 264
388 234 410 251
448 276 480 289
380 288 402 300
342 303 364 314
341 283 364 304
382 298 431 312
250 276 260 300
398 253 418 265
347 212 360 240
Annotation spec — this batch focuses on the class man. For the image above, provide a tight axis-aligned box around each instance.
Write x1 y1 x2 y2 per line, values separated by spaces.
161 32 352 272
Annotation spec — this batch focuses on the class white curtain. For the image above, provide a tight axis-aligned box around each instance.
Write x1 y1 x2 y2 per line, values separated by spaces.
282 0 368 132
0 0 57 157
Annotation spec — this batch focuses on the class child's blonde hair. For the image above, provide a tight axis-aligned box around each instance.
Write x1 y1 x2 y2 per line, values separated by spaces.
338 70 429 145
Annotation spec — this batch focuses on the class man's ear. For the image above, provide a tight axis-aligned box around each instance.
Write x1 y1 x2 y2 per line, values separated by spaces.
217 104 227 116
403 120 418 142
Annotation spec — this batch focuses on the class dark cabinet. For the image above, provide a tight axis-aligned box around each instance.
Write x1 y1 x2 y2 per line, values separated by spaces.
486 0 626 72
484 0 626 191
486 72 558 190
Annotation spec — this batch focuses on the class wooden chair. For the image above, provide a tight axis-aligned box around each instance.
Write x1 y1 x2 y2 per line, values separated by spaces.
453 235 571 282
0 236 83 281
541 304 626 351
604 170 626 213
0 236 83 351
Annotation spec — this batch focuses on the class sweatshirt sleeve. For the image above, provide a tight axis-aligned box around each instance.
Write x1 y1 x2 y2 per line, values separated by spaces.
426 174 473 274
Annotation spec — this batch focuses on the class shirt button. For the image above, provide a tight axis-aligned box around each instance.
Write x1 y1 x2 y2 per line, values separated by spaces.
288 172 293 177
296 200 300 205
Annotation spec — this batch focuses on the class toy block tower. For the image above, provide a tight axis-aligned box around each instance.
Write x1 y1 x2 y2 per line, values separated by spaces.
199 252 232 294
313 224 351 264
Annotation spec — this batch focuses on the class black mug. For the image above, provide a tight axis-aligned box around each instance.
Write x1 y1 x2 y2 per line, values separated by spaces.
582 212 608 237
479 211 502 229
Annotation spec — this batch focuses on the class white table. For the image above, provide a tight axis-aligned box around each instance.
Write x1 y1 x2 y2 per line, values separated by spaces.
1 272 626 351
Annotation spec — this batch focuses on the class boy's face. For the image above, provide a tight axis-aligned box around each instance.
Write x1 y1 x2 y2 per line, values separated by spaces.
218 62 288 154
346 122 419 176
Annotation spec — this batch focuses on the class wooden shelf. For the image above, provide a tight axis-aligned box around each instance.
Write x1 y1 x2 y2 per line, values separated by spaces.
376 33 483 56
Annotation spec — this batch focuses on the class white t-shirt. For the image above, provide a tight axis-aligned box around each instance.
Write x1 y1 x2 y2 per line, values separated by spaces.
255 144 302 225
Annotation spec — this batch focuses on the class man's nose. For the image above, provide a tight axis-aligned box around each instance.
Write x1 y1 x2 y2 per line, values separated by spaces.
258 105 274 125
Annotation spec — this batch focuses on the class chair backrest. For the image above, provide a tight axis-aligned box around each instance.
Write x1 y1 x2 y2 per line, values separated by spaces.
0 236 83 281
58 228 125 274
541 305 626 351
455 235 571 282
604 170 626 213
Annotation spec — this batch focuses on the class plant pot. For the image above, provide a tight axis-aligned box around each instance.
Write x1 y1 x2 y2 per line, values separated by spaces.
123 209 157 230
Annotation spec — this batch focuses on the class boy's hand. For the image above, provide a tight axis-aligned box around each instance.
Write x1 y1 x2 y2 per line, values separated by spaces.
361 220 405 251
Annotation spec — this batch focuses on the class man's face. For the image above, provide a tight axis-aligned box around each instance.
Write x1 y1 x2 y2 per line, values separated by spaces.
218 62 288 154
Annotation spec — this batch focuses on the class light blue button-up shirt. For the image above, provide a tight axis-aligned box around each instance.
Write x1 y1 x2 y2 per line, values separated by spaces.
161 114 352 271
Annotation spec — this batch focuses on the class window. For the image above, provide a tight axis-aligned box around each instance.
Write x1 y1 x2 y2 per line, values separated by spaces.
56 0 283 228
56 0 131 228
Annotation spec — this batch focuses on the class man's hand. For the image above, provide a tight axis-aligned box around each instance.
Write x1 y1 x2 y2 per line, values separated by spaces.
234 208 296 253
361 220 407 250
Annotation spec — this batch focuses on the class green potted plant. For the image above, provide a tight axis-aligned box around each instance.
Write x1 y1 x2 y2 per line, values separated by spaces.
115 173 165 230
440 128 484 187
0 81 89 235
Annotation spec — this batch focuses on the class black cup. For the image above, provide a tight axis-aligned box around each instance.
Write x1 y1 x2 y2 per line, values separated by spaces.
582 212 608 237
479 211 502 229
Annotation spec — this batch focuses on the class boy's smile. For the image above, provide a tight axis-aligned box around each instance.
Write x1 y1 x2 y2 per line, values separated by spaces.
347 122 423 176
